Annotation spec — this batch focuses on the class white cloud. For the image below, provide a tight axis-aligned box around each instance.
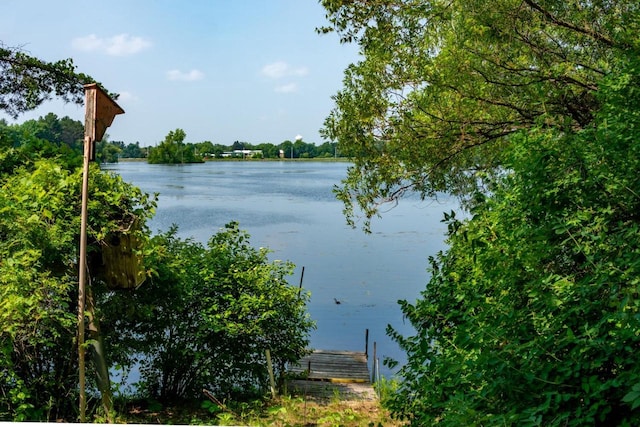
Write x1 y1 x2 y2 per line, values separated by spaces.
166 69 205 81
261 61 308 79
262 62 288 79
72 34 102 52
274 82 298 93
116 91 137 102
72 33 151 56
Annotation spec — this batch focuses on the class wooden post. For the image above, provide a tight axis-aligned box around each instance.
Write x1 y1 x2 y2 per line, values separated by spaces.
77 135 91 422
297 266 305 297
365 328 369 359
371 342 377 383
78 83 124 422
265 349 277 399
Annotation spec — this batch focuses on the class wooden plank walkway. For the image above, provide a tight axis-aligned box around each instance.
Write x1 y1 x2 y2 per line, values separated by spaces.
289 350 370 382
287 350 376 400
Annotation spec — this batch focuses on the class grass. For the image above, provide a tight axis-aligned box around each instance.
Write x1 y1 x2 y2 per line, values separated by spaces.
118 390 403 426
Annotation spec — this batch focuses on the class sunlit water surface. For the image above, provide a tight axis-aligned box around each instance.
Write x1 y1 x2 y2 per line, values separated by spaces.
104 161 458 378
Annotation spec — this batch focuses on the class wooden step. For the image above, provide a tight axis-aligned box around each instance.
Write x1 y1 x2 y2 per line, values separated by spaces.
289 350 370 383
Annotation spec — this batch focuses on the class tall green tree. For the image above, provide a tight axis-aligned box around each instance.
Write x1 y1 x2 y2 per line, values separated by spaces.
320 0 640 227
95 135 122 163
254 142 279 159
279 140 294 159
120 141 146 158
0 118 83 171
321 1 640 425
58 115 84 151
194 140 215 158
316 141 338 158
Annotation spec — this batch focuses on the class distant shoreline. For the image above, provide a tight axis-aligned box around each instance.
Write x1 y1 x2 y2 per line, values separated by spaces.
115 157 351 163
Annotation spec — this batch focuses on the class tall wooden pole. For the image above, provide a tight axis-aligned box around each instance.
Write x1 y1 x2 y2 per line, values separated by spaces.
78 135 92 422
78 83 124 422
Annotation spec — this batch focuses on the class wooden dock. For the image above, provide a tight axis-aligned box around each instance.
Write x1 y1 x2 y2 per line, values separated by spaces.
287 350 376 400
289 350 370 382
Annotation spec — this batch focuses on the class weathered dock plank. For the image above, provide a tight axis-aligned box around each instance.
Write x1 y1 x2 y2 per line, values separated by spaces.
287 379 377 401
289 350 370 383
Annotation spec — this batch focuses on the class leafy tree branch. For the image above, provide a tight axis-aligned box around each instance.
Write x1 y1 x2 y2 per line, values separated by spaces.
0 42 115 118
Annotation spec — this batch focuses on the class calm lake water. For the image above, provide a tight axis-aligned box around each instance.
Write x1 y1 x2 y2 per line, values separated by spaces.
103 160 458 378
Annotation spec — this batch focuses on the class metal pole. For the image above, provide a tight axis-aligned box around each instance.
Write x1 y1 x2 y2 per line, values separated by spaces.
77 136 91 422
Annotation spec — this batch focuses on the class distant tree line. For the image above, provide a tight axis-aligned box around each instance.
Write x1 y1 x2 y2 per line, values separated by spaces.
147 129 343 163
0 115 344 165
0 113 141 164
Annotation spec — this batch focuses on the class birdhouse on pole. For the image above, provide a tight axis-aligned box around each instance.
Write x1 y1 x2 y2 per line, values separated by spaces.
78 83 124 422
83 83 124 160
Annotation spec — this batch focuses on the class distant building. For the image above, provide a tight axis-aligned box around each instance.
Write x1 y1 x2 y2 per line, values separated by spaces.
221 149 263 158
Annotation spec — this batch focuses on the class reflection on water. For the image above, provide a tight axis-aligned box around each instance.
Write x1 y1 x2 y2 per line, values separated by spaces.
103 161 458 377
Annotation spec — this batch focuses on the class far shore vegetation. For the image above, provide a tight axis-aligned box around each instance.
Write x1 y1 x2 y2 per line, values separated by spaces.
115 126 345 164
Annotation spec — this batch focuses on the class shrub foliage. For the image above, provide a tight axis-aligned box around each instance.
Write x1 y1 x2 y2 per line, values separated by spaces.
0 119 313 420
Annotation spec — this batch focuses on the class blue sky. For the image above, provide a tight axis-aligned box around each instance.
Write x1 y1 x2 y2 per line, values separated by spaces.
0 0 359 146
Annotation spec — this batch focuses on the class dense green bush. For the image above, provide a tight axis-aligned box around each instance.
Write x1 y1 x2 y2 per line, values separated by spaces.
387 60 640 426
102 223 314 401
0 158 155 420
1 112 314 420
319 1 640 424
